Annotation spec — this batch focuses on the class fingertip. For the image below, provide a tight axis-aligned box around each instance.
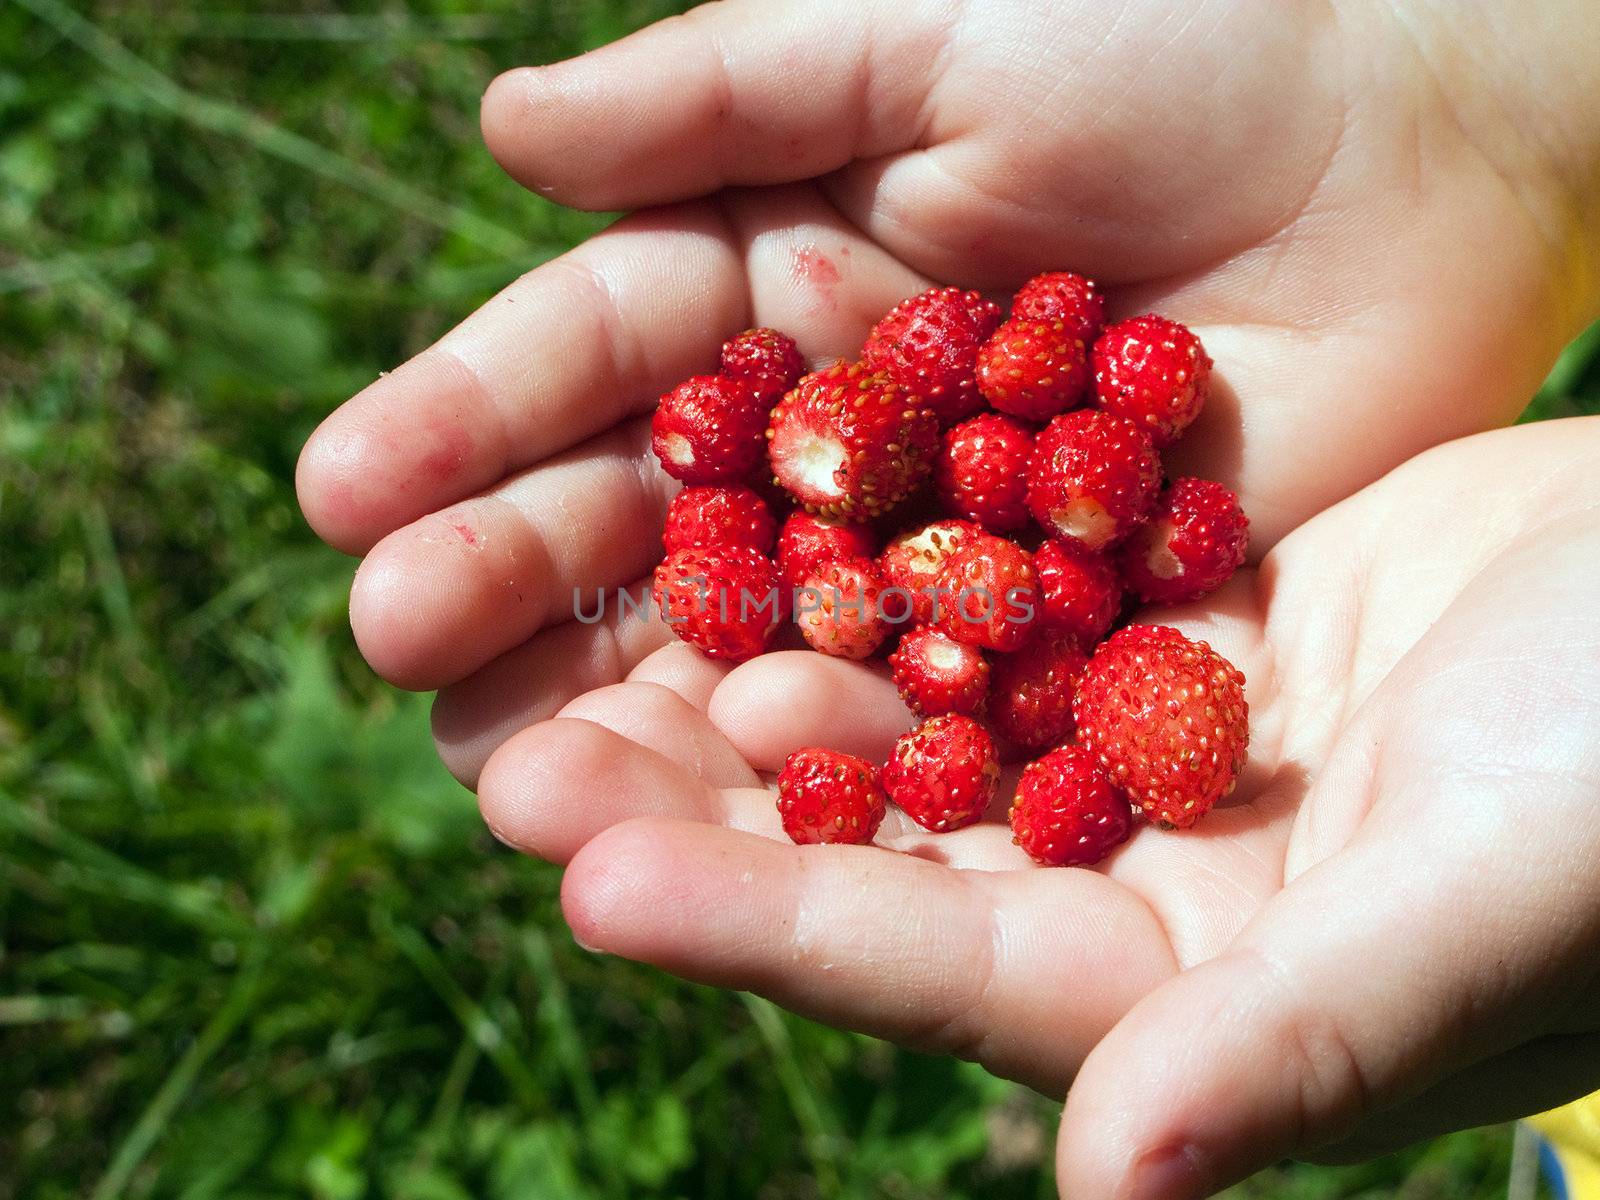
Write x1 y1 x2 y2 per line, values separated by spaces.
480 66 559 196
478 717 617 862
348 537 439 689
560 817 691 954
295 415 387 556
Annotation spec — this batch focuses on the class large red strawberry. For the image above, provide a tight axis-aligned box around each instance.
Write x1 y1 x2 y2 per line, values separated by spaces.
935 534 1039 653
863 287 1003 425
796 557 891 660
1092 314 1212 447
652 545 782 662
1118 477 1249 605
987 632 1088 751
721 327 805 404
877 519 981 626
1072 624 1249 828
934 413 1034 532
975 317 1091 420
1026 409 1161 550
1009 745 1131 867
1010 272 1105 345
651 374 768 484
777 748 886 845
766 361 938 521
662 485 777 555
882 714 998 832
1034 538 1123 645
888 627 990 718
775 511 878 590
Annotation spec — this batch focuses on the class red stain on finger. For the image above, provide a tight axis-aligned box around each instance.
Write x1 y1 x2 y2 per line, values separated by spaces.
791 244 841 287
451 522 480 548
417 419 474 483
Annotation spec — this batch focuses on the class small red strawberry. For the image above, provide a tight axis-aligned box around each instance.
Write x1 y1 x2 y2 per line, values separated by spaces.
935 534 1039 653
1092 314 1212 447
975 317 1091 420
766 361 939 521
935 413 1034 532
1009 746 1131 867
1073 624 1249 828
776 511 878 590
888 626 991 717
651 374 768 484
1010 272 1105 346
863 287 1003 425
777 748 886 845
882 714 999 832
877 519 982 625
1026 409 1161 550
662 485 777 555
796 557 891 659
652 545 782 662
1119 477 1249 606
1034 538 1123 645
721 327 805 405
988 632 1088 750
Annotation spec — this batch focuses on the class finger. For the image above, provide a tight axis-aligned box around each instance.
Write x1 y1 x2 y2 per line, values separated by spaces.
624 641 734 713
478 720 779 864
296 204 744 553
1310 1032 1600 1164
561 817 1177 1092
556 681 761 790
1056 521 1600 1200
349 418 667 690
430 578 675 787
707 651 915 772
480 0 945 210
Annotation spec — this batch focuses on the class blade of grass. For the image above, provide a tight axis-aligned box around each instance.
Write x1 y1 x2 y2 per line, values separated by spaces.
89 950 267 1200
12 0 527 256
379 908 544 1112
737 992 842 1195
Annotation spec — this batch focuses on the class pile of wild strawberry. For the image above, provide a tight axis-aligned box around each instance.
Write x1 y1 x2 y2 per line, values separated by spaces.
649 273 1249 866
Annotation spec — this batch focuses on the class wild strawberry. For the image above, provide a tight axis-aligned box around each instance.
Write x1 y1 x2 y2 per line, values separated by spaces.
776 748 886 845
651 374 768 484
796 557 892 659
1092 314 1212 447
721 327 805 405
1073 625 1249 828
652 545 782 662
877 519 981 626
1026 409 1161 550
935 413 1034 532
1118 477 1249 606
1010 272 1105 345
935 534 1039 653
863 287 1002 425
888 627 990 717
766 361 938 521
1009 746 1131 867
1034 538 1123 645
976 317 1091 420
988 632 1088 750
776 511 878 590
662 485 777 555
882 714 999 832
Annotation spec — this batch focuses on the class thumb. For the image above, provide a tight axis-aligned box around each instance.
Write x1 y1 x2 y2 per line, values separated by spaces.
1054 819 1599 1199
479 0 946 210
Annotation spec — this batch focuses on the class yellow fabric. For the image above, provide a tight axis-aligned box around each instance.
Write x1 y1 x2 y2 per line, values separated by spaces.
1531 1094 1600 1198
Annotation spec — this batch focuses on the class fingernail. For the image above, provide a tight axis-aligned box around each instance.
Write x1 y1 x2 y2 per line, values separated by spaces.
1123 1142 1210 1200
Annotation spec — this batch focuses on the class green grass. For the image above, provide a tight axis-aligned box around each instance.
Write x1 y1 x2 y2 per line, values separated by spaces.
1 2 1596 1197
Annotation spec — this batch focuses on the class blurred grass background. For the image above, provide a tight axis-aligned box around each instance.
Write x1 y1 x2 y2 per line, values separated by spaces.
2 2 1597 1197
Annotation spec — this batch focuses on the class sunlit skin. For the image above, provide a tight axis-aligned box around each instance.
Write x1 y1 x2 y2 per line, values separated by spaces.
295 2 1600 1195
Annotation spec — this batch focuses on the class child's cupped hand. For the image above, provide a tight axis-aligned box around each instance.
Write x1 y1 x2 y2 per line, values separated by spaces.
294 2 1600 1195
